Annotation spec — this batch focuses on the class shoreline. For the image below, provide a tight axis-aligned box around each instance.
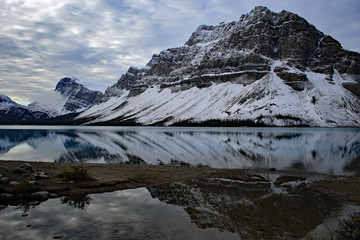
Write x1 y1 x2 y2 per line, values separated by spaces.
0 160 359 206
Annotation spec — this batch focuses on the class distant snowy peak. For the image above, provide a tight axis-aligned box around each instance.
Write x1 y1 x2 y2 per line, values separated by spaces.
55 77 104 113
55 77 80 92
0 94 48 124
29 77 105 117
78 6 360 127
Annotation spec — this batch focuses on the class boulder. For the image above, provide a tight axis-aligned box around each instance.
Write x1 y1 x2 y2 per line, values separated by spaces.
31 191 50 201
14 163 35 174
0 177 8 184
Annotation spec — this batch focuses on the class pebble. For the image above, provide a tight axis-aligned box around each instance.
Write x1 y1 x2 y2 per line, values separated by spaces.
0 193 14 200
23 172 49 180
0 177 9 184
250 175 266 181
49 193 58 198
38 172 49 179
9 181 20 187
280 182 293 188
29 201 40 206
21 213 29 217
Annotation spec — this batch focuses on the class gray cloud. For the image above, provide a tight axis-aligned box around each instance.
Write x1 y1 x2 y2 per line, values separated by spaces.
0 0 359 105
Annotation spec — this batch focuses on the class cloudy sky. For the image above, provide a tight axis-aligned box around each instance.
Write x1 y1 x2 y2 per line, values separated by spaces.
1 0 359 105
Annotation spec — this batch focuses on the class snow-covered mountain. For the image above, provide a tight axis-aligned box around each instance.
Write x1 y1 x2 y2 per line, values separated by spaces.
29 77 104 117
77 6 360 127
0 94 48 124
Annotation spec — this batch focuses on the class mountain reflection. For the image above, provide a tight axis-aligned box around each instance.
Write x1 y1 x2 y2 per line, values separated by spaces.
0 127 359 175
148 178 341 239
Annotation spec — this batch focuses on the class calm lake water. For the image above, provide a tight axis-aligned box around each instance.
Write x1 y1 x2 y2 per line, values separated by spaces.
0 187 238 240
1 126 360 239
0 126 360 175
1 180 359 239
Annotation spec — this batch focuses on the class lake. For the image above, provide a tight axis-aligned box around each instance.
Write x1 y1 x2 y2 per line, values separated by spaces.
0 126 359 175
1 126 360 239
1 179 359 239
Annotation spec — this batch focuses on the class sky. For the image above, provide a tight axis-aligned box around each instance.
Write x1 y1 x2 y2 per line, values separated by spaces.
0 0 359 105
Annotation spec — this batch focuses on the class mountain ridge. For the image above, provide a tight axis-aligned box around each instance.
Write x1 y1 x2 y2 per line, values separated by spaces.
0 94 48 124
1 6 359 126
76 6 360 127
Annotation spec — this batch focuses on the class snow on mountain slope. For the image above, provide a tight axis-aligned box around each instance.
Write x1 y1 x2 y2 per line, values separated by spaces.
0 95 18 111
78 70 360 126
28 93 68 117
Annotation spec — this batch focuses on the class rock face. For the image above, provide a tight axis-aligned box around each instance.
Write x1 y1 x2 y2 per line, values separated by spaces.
0 94 48 124
54 77 103 112
102 6 359 95
77 6 360 127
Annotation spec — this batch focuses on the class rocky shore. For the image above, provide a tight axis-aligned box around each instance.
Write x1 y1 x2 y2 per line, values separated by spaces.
0 160 359 206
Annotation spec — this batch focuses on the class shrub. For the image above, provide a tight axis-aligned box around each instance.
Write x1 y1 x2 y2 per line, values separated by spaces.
61 165 90 182
335 211 360 240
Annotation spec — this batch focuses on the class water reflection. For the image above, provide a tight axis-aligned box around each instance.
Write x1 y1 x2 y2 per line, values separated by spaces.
148 178 358 239
0 181 358 239
0 188 238 240
0 126 360 175
61 194 92 210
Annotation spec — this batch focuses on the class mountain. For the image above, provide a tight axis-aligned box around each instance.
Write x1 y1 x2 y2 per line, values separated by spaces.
29 77 104 117
76 6 360 127
0 94 48 124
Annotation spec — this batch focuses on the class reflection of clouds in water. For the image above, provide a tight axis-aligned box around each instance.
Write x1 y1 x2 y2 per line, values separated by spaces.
0 127 359 175
0 188 237 240
1 134 64 162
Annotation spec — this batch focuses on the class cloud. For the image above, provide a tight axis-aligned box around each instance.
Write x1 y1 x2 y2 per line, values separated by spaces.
0 0 359 105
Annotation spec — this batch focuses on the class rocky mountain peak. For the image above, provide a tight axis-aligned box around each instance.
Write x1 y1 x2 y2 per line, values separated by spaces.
104 6 359 99
76 7 360 127
55 77 81 94
54 77 104 113
28 77 105 116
